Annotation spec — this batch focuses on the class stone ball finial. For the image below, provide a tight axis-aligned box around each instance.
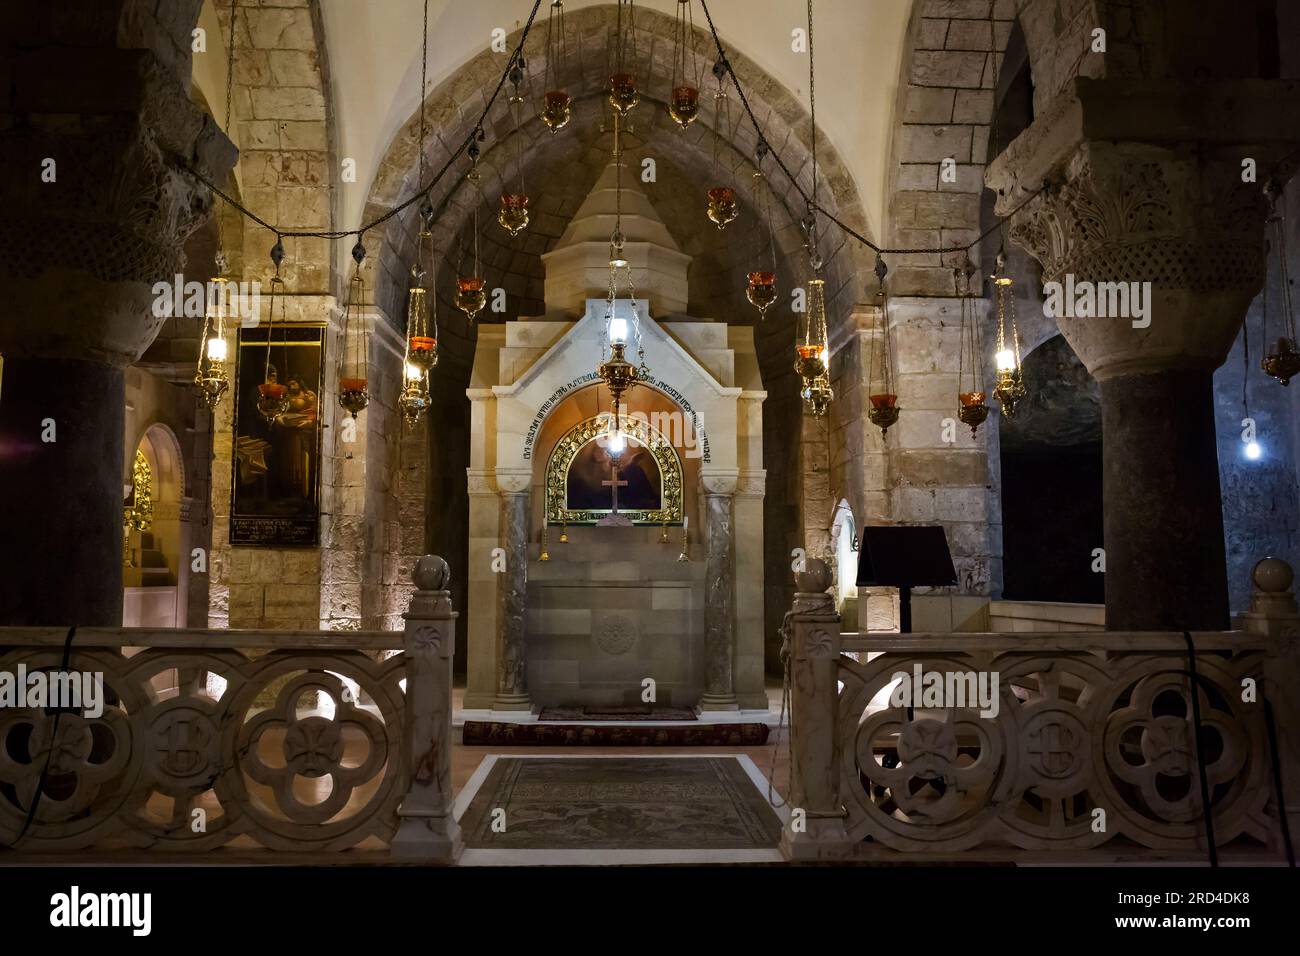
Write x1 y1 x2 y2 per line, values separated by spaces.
1253 556 1294 594
795 557 832 594
413 554 450 592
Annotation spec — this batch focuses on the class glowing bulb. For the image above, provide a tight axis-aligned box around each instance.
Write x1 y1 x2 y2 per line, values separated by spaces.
1245 441 1261 460
995 349 1016 372
608 429 626 456
206 337 227 362
404 361 422 382
820 346 829 368
610 317 629 345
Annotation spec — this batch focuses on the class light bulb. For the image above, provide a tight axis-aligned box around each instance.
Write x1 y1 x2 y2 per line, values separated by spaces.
995 349 1016 372
820 346 829 368
1245 441 1262 460
404 361 422 382
206 337 227 362
608 430 626 456
610 317 629 345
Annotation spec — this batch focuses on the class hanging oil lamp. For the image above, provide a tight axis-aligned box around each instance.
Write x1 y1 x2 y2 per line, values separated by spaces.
608 0 639 116
706 74 739 229
796 274 833 417
745 149 780 318
597 112 648 417
194 255 231 410
498 66 531 238
991 250 1026 417
668 1 702 129
1262 179 1300 386
337 238 370 419
955 259 988 437
257 239 291 424
456 163 488 322
400 213 437 426
867 254 899 436
539 2 571 132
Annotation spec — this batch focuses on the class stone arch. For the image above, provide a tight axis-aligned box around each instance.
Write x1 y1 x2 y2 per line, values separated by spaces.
362 4 874 667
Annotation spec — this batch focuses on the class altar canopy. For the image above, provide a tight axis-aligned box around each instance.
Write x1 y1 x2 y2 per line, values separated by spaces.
464 160 767 713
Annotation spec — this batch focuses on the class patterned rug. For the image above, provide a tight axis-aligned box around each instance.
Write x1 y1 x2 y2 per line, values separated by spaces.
460 757 784 849
537 706 699 722
462 721 768 746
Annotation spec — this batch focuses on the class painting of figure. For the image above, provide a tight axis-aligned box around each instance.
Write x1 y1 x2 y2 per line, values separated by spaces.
230 326 325 546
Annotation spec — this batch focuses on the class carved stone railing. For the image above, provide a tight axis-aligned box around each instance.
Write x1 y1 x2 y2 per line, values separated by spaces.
782 559 1294 862
0 556 459 860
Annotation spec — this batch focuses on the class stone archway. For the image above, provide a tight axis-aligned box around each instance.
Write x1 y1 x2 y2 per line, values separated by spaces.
360 3 873 667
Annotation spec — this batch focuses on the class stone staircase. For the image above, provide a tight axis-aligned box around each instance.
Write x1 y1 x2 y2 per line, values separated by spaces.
123 530 172 587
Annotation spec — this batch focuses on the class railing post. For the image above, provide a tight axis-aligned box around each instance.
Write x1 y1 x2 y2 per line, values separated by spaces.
391 555 463 862
1239 556 1300 849
780 557 851 860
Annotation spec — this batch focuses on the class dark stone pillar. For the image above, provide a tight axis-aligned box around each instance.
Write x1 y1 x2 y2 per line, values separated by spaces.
1100 368 1229 631
701 488 738 710
0 356 125 625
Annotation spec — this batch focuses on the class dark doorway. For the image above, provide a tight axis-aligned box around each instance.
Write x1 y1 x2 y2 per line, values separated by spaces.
999 335 1104 603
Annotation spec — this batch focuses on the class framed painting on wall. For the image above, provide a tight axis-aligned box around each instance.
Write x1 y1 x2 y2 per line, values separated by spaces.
229 325 325 547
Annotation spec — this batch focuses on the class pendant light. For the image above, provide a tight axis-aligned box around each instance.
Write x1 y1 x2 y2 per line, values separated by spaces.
455 149 488 322
597 111 648 443
991 249 1026 417
955 258 988 437
539 2 572 132
1262 178 1300 386
337 238 370 419
608 0 639 116
195 253 231 410
257 239 291 424
745 141 779 318
400 206 438 426
668 1 702 129
866 254 898 436
498 60 531 237
705 63 739 230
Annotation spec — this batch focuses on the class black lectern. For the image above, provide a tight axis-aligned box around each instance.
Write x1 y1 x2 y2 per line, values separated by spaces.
856 525 957 633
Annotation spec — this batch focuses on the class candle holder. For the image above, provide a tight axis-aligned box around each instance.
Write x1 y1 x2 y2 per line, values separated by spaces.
539 525 550 562
868 393 899 436
541 90 572 132
746 271 777 317
609 72 639 115
498 193 530 237
958 390 989 437
706 186 738 229
669 85 700 128
455 276 487 321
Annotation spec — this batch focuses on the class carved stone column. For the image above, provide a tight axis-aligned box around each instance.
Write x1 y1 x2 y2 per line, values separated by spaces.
392 555 462 862
700 470 738 711
0 41 235 626
494 477 531 711
986 78 1300 631
1239 557 1300 849
780 558 850 861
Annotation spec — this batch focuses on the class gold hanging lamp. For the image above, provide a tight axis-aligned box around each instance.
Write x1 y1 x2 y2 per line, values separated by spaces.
705 65 739 230
1262 178 1300 386
608 0 639 116
745 141 779 318
455 151 488 321
400 208 438 427
991 250 1026 417
498 62 531 238
955 258 988 437
194 253 231 411
540 2 572 132
337 238 370 419
866 253 898 436
256 239 291 424
668 1 702 129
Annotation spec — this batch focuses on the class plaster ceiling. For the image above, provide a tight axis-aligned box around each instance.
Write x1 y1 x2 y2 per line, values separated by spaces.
314 0 911 244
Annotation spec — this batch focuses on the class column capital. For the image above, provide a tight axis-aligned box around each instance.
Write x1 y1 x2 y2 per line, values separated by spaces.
985 77 1300 380
700 468 739 496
